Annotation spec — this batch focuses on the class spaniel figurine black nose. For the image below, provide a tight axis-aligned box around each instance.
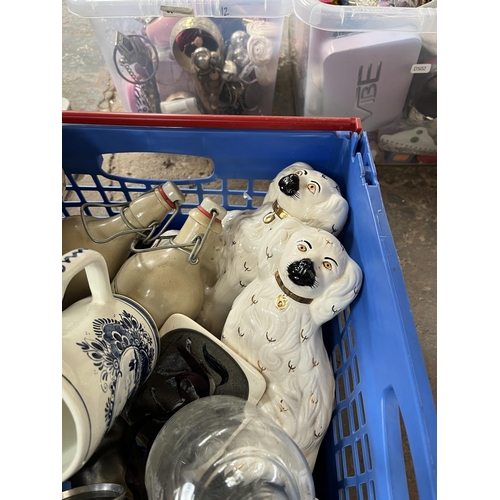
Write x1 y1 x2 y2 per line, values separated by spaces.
287 258 316 287
278 173 300 196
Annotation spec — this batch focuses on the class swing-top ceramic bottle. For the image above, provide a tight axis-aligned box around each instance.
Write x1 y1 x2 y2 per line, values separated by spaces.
62 182 185 310
112 198 227 329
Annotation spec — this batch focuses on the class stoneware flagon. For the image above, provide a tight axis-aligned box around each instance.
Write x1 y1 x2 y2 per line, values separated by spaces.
62 181 185 310
62 248 160 482
221 217 363 471
112 198 227 329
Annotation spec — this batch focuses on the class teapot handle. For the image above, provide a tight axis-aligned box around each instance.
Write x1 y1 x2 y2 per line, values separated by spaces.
62 248 114 305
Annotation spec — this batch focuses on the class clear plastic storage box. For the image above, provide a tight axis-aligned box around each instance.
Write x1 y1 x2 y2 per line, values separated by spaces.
66 0 293 115
62 111 437 500
289 2 437 162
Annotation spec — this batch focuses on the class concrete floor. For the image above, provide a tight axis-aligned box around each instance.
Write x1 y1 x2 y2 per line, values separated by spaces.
62 2 436 496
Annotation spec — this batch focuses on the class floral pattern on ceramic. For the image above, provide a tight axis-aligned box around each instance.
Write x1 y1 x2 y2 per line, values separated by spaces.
77 309 156 432
62 248 159 482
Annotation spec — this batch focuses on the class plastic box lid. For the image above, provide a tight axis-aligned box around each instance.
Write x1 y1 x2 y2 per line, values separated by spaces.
292 0 437 33
67 0 294 19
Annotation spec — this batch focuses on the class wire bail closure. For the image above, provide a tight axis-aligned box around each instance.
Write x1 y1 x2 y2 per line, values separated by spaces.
142 207 220 264
80 198 219 265
80 196 182 246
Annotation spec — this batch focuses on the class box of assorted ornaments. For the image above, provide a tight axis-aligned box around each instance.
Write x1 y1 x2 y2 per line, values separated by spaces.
62 112 436 500
66 0 292 115
289 0 437 164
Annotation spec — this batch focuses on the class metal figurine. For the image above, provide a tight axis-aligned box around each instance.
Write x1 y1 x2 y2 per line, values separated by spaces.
170 18 226 113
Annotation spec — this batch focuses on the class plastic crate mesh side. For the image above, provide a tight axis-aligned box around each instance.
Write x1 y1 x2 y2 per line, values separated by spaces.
63 169 273 221
330 306 379 500
63 169 162 216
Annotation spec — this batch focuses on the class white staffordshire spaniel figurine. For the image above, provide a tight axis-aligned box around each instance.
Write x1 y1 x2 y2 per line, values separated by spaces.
220 217 363 471
196 162 350 337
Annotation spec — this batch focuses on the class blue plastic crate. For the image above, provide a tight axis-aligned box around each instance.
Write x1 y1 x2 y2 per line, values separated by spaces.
62 111 436 500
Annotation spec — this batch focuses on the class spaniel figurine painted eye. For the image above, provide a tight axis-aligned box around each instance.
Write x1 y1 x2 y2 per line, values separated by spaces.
307 182 319 194
195 162 350 339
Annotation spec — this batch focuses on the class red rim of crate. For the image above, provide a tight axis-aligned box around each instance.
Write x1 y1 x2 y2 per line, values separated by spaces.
62 111 363 134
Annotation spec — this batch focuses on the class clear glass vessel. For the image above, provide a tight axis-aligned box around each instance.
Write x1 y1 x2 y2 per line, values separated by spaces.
145 395 315 500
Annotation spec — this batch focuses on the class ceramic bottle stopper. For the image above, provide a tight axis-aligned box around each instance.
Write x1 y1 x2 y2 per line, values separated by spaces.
62 182 185 310
112 198 227 329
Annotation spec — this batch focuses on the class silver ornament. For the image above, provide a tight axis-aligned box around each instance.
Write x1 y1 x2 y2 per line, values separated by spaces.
232 46 250 68
209 51 220 67
221 60 238 81
192 47 211 70
230 30 249 48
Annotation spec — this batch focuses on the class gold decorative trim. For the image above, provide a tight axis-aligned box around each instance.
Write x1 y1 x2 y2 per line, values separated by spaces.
275 271 314 305
272 200 291 220
263 200 291 224
276 294 288 310
266 332 276 343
